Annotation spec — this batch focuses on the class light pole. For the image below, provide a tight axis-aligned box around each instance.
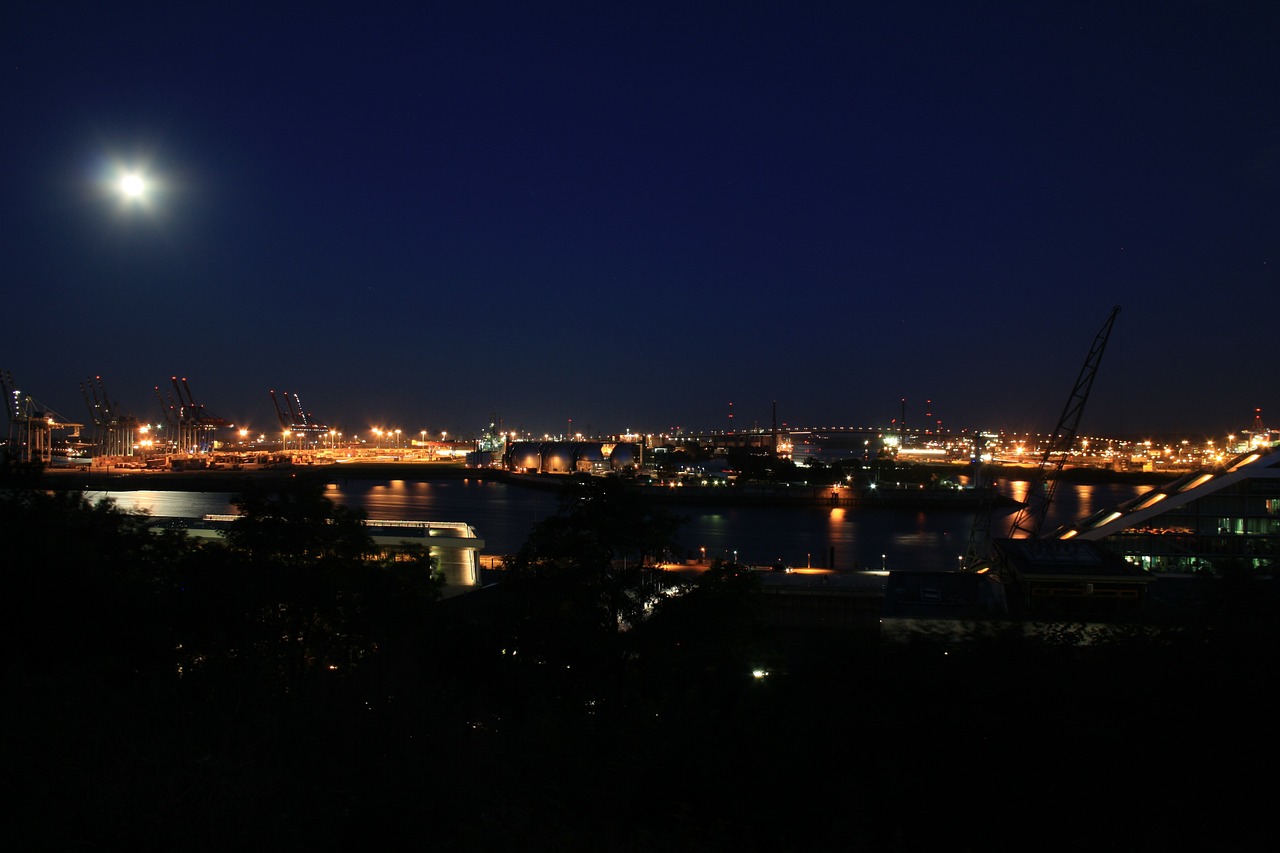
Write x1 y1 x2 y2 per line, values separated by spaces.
283 429 291 452
881 553 886 571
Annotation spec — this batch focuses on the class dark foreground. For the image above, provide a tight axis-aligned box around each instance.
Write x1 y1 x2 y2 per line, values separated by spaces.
5 471 1265 852
7 605 1276 851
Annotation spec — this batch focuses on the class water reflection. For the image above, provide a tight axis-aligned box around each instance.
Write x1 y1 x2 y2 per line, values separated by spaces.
89 478 1152 573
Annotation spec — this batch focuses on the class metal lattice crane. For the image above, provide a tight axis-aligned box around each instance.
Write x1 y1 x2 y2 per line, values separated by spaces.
269 389 329 435
963 305 1120 568
1 369 83 465
81 376 138 457
1007 305 1120 541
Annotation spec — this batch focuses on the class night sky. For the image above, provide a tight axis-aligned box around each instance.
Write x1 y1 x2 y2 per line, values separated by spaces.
4 2 1277 441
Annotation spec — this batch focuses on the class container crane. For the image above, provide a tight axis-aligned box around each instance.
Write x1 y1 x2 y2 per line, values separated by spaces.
1 368 83 465
269 389 290 428
81 376 138 457
269 389 329 436
167 376 228 453
964 305 1121 568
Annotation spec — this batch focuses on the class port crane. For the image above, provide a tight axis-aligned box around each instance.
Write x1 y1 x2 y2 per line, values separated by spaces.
153 377 227 454
1 368 83 465
269 389 330 445
80 375 139 457
963 305 1121 569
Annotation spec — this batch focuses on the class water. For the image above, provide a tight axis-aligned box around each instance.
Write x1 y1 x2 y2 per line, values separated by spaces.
89 477 1150 572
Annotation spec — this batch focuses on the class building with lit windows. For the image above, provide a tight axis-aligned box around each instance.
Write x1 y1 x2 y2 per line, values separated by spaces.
1050 445 1280 577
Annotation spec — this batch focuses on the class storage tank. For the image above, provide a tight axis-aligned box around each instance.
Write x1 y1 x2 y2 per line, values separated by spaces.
610 442 642 469
507 442 543 472
574 442 606 472
541 442 577 474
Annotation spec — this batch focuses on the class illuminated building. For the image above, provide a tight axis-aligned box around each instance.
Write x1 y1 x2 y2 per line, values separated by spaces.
1051 445 1280 577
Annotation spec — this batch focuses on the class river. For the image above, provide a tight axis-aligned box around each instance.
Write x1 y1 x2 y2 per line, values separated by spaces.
86 475 1151 573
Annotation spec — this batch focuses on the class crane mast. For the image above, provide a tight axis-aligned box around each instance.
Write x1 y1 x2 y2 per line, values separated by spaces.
1006 305 1120 541
268 388 328 438
963 305 1120 569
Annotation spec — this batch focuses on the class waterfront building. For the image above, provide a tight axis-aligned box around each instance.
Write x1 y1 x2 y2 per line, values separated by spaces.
154 515 484 589
1051 445 1280 577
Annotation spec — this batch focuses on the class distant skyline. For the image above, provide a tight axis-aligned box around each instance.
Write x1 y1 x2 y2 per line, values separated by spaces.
4 2 1276 439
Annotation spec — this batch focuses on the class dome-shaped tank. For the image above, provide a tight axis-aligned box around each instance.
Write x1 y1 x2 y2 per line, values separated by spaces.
609 442 641 469
507 442 543 472
541 442 577 474
574 442 605 472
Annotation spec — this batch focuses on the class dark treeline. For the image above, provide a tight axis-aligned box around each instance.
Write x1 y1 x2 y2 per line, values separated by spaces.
3 469 1276 851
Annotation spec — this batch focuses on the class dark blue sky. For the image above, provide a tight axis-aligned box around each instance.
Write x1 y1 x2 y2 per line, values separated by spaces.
4 1 1277 441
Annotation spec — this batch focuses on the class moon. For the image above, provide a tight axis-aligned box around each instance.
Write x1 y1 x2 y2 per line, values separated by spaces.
118 172 148 200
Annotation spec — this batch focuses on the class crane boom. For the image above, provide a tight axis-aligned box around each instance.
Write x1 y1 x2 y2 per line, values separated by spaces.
155 386 178 428
95 376 116 423
963 305 1120 569
1007 304 1120 540
1 369 21 423
269 387 328 433
269 390 289 427
80 380 102 426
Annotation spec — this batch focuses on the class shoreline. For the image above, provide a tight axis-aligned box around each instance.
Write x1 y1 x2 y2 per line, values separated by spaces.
35 461 491 493
26 460 1176 511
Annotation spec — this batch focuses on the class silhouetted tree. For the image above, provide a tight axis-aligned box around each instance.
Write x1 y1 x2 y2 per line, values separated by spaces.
510 475 684 634
223 480 375 564
0 487 193 676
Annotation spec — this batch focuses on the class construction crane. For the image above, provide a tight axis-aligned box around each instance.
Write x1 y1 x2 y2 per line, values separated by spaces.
963 305 1121 568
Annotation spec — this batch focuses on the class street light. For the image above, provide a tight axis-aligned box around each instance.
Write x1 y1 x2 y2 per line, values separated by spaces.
283 429 291 451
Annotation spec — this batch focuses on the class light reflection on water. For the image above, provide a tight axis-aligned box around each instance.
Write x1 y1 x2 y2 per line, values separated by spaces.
89 478 1152 572
87 490 238 518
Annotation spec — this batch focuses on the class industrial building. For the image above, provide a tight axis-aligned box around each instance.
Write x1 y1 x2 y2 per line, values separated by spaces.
504 440 642 474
